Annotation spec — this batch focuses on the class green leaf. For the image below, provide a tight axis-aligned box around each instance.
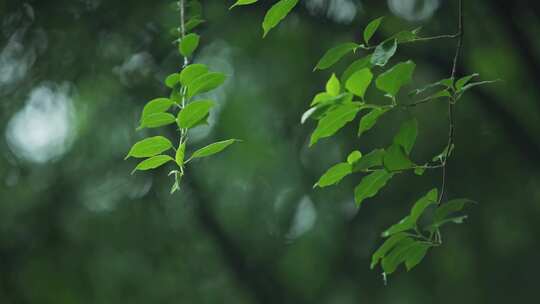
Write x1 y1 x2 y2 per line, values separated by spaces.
458 80 500 95
141 98 174 120
393 118 418 155
187 72 227 99
354 170 393 207
177 100 215 129
410 77 453 96
185 17 205 32
302 93 353 124
315 163 352 188
314 42 360 71
382 216 414 237
358 107 388 137
229 0 258 9
139 113 176 129
414 166 426 176
180 64 209 87
413 89 451 104
381 238 415 274
371 39 397 67
353 149 385 172
189 139 238 160
325 74 341 96
427 216 468 231
176 142 186 166
262 0 299 38
165 73 180 88
310 103 361 146
347 150 362 165
345 68 373 98
132 155 174 174
409 188 438 223
364 17 384 45
179 33 200 57
371 233 409 269
341 55 373 84
433 198 474 223
376 60 416 97
455 73 479 91
125 136 173 159
392 27 422 43
383 144 415 171
404 243 431 271
310 92 351 106
383 189 438 237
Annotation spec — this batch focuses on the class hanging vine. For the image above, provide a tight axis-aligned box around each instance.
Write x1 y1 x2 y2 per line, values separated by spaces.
231 0 498 280
125 0 238 194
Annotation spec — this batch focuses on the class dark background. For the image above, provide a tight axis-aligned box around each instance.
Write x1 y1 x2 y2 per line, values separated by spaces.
1 0 539 303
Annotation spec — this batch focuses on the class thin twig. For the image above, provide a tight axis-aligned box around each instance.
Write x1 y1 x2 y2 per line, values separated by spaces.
439 0 464 203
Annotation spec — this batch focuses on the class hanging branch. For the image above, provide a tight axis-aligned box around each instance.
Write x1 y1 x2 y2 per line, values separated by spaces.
125 0 238 194
230 0 497 278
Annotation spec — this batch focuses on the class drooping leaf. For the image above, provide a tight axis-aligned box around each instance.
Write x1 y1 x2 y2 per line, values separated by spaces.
364 17 384 45
404 243 431 271
165 73 180 88
382 189 438 237
347 150 363 165
180 63 209 87
457 80 500 95
381 238 415 274
345 68 373 98
371 39 397 67
371 232 409 269
177 99 215 129
455 73 479 91
141 98 174 121
302 93 353 123
314 42 360 71
325 73 341 96
383 144 415 171
310 92 351 106
414 166 426 176
427 216 469 232
315 163 353 188
229 0 258 9
354 169 393 207
376 60 416 97
341 55 373 83
139 113 176 129
353 149 385 172
409 188 438 223
262 0 299 38
393 118 418 155
382 216 414 237
185 17 205 32
189 139 238 160
179 33 200 57
433 198 474 223
310 103 361 146
176 142 186 166
125 136 173 159
412 89 451 104
392 27 422 43
131 155 174 174
358 107 388 137
410 77 453 96
187 72 226 99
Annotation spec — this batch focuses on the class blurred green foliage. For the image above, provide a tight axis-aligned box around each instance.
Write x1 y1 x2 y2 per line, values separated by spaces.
1 0 540 303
